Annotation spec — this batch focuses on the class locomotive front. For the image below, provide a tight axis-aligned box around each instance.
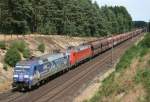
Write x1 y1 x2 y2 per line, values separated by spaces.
12 63 33 89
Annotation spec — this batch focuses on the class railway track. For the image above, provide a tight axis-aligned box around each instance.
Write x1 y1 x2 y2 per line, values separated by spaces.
0 34 143 102
36 37 136 102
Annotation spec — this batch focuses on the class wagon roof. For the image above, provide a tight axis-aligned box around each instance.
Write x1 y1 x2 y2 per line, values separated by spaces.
16 60 38 66
16 52 67 66
46 53 66 62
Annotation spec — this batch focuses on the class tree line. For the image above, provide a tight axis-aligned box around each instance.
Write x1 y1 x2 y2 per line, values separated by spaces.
133 21 150 32
0 0 132 36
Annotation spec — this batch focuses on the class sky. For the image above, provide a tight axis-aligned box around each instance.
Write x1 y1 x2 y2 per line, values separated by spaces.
93 0 150 22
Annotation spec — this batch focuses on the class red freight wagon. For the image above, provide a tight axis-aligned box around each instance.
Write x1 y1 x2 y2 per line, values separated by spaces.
87 39 104 56
90 41 102 56
101 39 110 52
107 37 113 48
112 34 120 45
70 45 92 65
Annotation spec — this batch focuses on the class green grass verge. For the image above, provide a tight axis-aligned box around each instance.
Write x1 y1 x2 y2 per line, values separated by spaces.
87 33 150 102
135 68 150 102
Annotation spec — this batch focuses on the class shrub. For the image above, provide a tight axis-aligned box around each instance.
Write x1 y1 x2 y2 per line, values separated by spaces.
38 43 45 53
10 41 31 58
22 48 31 58
10 41 26 52
0 41 6 50
4 48 21 67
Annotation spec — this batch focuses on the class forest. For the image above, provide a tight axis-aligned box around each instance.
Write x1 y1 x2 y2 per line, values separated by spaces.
0 0 133 36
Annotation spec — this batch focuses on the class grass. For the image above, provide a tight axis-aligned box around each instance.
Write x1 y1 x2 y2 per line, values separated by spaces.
134 56 150 102
38 43 45 53
87 33 150 102
116 45 139 72
135 68 150 102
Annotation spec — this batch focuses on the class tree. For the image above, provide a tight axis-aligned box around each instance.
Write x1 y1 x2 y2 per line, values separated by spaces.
0 41 6 50
133 21 147 28
10 41 27 52
0 0 133 36
148 22 150 32
4 48 21 67
22 48 31 58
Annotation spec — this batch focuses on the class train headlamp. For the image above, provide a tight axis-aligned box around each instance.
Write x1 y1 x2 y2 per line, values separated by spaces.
29 76 33 80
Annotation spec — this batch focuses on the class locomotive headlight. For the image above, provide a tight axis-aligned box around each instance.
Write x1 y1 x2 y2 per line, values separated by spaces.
29 76 33 80
24 75 29 78
13 75 18 78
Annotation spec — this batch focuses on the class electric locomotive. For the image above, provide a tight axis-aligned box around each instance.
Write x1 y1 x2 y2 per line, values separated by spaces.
13 53 70 90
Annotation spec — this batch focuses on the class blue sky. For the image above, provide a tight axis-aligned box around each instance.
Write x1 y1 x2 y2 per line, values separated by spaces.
93 0 150 22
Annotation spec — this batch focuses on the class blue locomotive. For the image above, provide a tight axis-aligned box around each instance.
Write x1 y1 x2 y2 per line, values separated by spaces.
12 53 70 89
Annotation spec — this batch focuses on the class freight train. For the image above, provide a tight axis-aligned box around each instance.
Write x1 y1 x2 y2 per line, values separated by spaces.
12 29 145 90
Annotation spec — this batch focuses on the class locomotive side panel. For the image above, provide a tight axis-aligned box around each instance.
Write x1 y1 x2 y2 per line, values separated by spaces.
70 45 92 66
